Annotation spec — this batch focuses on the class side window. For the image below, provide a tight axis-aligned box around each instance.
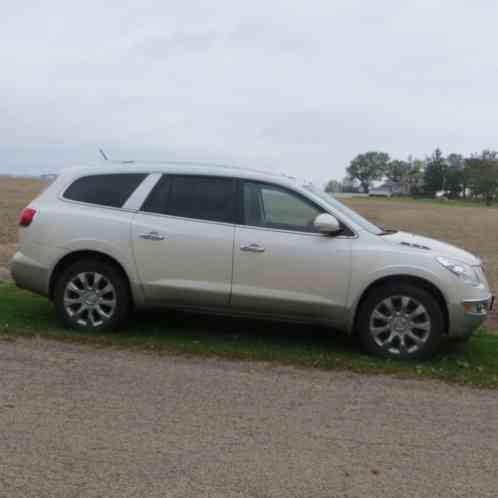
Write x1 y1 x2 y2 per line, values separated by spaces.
243 182 323 233
141 175 170 214
64 174 147 208
141 175 236 224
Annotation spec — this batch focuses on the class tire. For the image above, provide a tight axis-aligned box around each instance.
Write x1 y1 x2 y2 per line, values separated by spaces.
54 259 131 330
356 283 444 360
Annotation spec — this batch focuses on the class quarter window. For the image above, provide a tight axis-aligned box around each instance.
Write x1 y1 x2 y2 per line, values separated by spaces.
64 174 147 208
242 182 323 232
141 175 236 224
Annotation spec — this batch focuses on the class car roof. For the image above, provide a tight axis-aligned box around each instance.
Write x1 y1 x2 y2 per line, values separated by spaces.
60 160 302 188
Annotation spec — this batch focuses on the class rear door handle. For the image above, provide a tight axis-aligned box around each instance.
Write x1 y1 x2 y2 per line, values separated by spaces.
240 243 265 253
140 231 165 241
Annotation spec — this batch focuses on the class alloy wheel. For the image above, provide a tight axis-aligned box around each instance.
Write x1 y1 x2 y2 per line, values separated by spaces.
369 295 431 355
63 272 117 327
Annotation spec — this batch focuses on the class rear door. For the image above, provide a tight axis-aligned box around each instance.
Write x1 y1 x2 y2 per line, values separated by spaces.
131 175 236 307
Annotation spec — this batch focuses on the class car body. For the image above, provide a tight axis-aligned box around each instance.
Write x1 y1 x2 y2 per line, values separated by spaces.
10 161 494 359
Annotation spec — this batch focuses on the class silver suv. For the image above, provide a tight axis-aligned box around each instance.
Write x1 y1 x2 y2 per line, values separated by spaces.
10 162 494 359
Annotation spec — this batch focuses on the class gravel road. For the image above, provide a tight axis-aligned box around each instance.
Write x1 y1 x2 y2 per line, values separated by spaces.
1 337 497 498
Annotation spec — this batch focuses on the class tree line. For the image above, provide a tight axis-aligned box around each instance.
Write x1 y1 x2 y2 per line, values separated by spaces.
327 149 498 205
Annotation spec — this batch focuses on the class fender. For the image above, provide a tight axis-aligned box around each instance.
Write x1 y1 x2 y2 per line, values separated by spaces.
49 238 147 305
346 264 450 334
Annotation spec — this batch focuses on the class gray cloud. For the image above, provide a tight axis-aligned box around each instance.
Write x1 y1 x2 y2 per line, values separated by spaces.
2 1 498 184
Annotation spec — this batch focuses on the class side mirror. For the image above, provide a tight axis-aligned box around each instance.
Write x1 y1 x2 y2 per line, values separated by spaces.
313 213 341 235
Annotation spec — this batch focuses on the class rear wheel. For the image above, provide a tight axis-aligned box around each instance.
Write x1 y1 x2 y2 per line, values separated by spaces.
357 283 444 360
54 260 131 330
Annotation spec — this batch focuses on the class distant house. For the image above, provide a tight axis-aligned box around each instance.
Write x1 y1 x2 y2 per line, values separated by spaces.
369 180 406 197
368 187 392 198
369 177 422 197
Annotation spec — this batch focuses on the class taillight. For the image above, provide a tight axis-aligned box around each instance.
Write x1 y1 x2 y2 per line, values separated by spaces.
19 208 37 227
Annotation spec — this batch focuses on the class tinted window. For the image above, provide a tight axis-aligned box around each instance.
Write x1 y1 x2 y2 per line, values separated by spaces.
64 174 146 208
141 175 170 214
141 175 236 223
243 182 323 232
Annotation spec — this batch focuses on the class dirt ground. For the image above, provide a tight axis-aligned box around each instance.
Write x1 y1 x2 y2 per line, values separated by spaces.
0 176 496 326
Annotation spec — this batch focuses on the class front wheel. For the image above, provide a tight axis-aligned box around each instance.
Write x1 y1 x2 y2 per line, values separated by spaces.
54 260 131 330
357 283 444 360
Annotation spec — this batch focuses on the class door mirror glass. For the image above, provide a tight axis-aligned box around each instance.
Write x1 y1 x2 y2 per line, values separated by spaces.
313 213 341 234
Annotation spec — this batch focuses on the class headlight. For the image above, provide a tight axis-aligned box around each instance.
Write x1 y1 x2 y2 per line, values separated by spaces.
436 256 481 286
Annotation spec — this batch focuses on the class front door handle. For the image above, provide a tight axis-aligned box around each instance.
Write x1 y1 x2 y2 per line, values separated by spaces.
240 243 265 253
140 231 165 241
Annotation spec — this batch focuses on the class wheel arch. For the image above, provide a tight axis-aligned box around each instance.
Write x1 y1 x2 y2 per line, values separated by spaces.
351 275 449 336
48 250 134 304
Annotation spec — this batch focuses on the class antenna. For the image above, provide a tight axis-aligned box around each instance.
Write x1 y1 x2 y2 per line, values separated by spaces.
99 148 109 161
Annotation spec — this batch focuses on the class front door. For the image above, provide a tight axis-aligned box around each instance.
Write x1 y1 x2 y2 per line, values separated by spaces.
132 174 236 307
231 181 352 324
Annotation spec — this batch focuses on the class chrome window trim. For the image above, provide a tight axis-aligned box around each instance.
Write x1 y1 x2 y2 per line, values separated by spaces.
134 210 237 229
132 210 357 238
234 223 358 239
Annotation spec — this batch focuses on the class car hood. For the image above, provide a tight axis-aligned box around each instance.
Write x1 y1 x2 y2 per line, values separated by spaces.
382 231 481 265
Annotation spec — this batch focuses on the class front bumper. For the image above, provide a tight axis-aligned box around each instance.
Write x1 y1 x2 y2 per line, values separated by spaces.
449 295 494 339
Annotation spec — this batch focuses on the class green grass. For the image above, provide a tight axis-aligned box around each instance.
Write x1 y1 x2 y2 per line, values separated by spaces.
1 282 498 388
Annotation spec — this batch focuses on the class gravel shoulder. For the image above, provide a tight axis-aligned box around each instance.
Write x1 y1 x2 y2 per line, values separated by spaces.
1 337 497 498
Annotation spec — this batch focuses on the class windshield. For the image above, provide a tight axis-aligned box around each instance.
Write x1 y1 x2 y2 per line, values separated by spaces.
304 185 384 235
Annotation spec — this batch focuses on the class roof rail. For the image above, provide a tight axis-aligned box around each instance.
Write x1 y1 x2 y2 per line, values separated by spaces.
109 159 290 179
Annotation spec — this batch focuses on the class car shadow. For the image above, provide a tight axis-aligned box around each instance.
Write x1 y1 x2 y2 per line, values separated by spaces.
125 308 362 356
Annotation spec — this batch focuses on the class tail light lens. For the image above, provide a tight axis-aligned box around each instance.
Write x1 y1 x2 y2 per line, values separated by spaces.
19 208 37 227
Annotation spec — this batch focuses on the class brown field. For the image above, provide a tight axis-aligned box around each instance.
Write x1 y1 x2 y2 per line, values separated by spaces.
0 176 47 268
342 197 498 296
0 177 496 321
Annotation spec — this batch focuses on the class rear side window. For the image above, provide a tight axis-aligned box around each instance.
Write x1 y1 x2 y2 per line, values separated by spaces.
141 175 236 223
63 174 147 208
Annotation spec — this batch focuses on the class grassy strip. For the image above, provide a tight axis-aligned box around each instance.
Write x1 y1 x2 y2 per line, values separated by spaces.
1 282 498 388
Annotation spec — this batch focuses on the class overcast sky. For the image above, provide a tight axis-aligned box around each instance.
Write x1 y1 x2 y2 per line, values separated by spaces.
2 1 498 184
